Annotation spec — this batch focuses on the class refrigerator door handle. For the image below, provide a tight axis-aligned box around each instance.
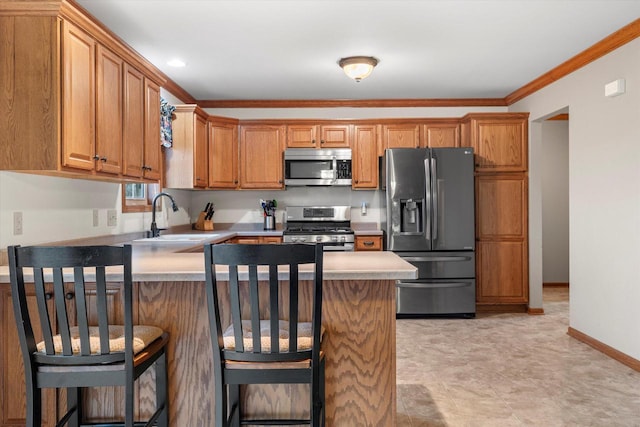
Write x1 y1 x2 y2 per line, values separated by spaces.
397 282 471 289
401 256 472 262
431 157 438 241
424 157 431 241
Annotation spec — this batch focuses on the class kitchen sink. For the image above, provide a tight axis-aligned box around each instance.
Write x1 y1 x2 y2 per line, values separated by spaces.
132 233 221 244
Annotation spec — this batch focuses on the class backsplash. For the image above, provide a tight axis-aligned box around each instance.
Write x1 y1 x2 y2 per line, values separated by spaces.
184 187 384 226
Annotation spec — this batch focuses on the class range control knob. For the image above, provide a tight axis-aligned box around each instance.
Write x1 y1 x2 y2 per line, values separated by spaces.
331 236 338 242
315 236 323 242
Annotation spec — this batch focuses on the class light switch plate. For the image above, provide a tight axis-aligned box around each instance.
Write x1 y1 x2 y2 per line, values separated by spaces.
107 209 117 227
93 209 99 227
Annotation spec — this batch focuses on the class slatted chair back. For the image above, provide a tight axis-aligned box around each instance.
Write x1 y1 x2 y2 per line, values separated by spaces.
204 243 324 366
8 245 135 368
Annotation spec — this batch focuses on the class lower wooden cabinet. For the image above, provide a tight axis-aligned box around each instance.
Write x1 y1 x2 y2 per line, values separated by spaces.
0 283 130 427
355 235 383 251
476 240 528 303
1 285 57 427
475 173 528 306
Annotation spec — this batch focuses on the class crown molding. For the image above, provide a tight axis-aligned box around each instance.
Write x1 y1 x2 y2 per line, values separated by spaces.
505 18 640 105
196 98 508 109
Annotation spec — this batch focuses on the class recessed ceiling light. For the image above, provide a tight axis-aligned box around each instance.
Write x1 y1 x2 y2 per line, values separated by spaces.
167 59 186 68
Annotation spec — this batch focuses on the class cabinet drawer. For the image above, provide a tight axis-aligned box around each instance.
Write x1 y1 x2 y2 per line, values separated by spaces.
355 235 382 251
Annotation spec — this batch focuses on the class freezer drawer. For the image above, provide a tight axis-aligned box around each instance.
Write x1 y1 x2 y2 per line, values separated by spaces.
398 251 475 279
396 279 476 317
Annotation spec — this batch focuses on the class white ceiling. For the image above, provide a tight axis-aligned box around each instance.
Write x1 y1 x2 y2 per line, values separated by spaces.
76 0 640 102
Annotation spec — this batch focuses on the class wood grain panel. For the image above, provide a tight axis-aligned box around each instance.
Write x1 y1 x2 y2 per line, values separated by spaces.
383 124 420 149
476 175 527 239
95 44 123 175
137 281 214 426
239 124 285 189
122 64 145 178
133 278 396 426
474 120 527 171
1 285 56 426
423 122 460 148
0 15 58 171
477 241 528 303
352 125 378 189
208 120 238 188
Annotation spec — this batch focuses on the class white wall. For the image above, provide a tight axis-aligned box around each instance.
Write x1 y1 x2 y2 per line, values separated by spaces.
511 38 640 360
0 172 190 248
541 120 569 283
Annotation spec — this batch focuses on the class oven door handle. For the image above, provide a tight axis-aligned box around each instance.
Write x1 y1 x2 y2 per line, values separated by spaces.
401 256 472 262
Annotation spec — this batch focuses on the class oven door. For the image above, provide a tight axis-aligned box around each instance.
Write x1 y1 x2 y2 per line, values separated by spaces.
322 242 355 252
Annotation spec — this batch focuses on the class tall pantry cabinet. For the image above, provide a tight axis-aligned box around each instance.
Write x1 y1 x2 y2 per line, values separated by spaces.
462 113 530 309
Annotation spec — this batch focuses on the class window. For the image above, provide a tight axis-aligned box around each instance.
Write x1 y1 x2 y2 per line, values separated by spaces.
122 183 160 213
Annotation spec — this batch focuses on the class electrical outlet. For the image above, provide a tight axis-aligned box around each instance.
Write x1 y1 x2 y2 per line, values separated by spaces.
13 211 23 235
93 209 99 227
107 209 117 227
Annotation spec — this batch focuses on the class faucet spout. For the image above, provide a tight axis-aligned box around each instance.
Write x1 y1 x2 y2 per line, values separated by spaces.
150 192 179 238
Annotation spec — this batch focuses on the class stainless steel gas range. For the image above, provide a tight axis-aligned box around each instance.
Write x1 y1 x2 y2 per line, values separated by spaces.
282 206 355 251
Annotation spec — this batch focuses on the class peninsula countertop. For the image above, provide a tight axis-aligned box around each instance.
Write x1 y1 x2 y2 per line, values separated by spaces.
0 233 416 283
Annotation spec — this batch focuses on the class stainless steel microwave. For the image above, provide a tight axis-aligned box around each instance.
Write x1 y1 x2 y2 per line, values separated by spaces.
284 148 352 186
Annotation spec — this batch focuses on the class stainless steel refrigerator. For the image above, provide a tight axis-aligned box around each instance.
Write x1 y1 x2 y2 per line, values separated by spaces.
382 147 476 317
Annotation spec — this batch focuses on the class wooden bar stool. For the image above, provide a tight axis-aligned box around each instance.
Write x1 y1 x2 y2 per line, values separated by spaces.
7 244 169 427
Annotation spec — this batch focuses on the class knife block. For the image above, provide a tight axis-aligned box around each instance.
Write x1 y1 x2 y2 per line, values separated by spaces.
194 212 214 231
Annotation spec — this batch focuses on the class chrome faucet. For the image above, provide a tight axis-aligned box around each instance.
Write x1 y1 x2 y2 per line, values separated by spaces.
149 192 179 238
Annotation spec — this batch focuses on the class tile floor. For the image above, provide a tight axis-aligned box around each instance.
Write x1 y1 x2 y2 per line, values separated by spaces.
396 287 640 426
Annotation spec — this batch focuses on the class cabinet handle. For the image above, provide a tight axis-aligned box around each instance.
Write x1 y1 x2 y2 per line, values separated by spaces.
363 241 374 246
278 180 283 184
355 180 359 184
312 139 316 144
320 140 325 144
100 157 107 162
45 292 53 300
65 292 75 300
93 155 100 161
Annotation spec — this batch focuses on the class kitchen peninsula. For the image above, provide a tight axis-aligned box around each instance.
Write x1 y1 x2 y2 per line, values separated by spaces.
0 234 416 426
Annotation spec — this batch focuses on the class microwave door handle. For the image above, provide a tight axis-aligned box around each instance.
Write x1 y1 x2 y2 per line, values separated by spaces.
332 156 337 183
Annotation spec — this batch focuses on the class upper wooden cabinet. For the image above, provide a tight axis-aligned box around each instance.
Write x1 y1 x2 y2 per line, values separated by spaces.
352 125 379 189
165 105 209 189
61 21 97 172
209 117 239 189
422 122 460 148
286 124 350 148
239 124 286 189
383 123 421 149
0 5 165 182
462 113 529 172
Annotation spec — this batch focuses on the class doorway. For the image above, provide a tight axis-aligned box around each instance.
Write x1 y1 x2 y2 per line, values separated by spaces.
540 109 570 302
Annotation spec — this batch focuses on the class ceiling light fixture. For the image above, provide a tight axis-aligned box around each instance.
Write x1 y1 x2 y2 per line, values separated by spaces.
338 56 378 82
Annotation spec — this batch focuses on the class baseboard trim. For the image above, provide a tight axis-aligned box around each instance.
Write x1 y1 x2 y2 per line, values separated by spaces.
567 327 640 372
476 304 528 313
527 307 545 315
543 282 570 287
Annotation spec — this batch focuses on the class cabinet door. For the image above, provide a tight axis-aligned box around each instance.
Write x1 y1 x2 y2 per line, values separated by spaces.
122 64 145 178
62 21 96 171
476 175 527 240
239 125 285 189
194 114 208 188
383 124 420 149
143 79 161 181
423 123 460 148
209 122 238 188
319 125 350 148
95 45 123 175
352 125 378 189
1 285 56 427
286 124 317 148
472 118 527 172
476 174 528 304
477 240 528 303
